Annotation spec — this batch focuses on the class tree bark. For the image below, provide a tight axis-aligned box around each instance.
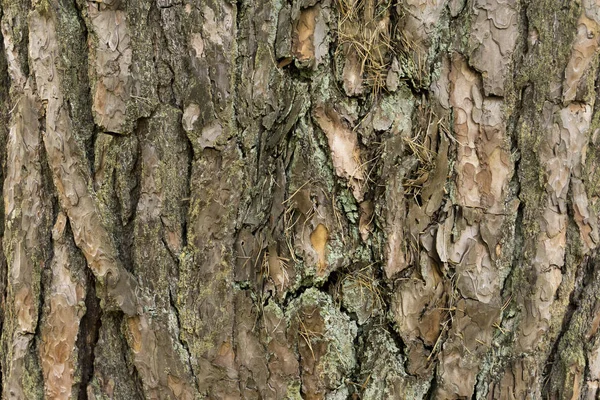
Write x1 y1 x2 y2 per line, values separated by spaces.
1 0 600 399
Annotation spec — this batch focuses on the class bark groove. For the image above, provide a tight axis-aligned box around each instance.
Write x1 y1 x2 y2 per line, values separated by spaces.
2 0 600 399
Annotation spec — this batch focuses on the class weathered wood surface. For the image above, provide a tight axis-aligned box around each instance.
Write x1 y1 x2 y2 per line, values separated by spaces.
1 0 600 398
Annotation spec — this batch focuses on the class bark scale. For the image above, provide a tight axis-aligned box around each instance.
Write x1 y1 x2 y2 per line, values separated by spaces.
0 0 600 399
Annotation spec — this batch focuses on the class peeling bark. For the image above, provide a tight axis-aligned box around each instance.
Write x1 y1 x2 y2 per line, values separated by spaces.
3 0 600 399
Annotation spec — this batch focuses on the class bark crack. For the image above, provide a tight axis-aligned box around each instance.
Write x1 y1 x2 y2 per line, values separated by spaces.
168 288 199 393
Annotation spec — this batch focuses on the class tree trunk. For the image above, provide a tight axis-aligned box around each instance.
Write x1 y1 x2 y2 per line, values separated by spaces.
1 0 600 398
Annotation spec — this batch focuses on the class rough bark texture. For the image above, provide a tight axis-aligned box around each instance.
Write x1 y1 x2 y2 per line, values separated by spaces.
2 0 600 399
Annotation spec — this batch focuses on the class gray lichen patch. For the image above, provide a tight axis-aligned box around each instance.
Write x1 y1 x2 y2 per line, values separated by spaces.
286 288 357 398
4 0 600 398
340 265 383 325
358 328 430 400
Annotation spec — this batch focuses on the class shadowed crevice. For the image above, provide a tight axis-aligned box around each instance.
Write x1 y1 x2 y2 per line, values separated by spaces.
76 269 102 400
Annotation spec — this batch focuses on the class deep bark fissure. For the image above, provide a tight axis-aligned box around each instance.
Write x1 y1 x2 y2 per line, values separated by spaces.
542 252 588 390
168 287 198 392
75 268 101 400
0 4 8 394
120 314 146 397
5 0 600 398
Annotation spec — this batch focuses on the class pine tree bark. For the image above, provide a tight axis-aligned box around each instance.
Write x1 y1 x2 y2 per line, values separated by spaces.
1 0 600 399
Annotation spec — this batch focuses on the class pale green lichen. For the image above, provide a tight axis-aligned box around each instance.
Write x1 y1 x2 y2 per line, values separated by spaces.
341 272 382 325
373 85 414 134
286 288 357 390
336 189 358 221
359 328 430 400
285 380 303 399
325 385 350 399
